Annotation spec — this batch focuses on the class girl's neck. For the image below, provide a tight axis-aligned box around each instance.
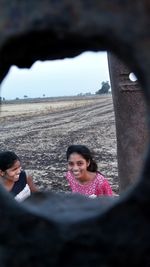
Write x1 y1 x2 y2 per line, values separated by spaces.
78 171 96 184
0 176 14 191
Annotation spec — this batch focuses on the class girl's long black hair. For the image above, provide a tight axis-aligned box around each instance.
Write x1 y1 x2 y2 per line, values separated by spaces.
0 151 20 171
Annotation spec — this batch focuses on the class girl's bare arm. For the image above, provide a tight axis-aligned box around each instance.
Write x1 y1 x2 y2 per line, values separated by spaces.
27 175 38 192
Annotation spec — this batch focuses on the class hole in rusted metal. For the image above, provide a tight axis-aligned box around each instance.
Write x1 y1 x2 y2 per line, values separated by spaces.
0 51 119 199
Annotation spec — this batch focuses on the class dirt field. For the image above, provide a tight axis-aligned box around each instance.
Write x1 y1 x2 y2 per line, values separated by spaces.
0 95 119 194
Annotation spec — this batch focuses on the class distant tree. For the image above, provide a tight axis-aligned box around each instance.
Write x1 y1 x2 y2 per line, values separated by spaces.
43 94 45 97
16 97 19 100
96 81 110 94
0 97 5 102
24 95 28 98
85 92 92 96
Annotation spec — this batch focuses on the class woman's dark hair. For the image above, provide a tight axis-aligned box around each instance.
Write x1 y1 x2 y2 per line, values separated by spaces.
66 145 98 172
0 151 20 171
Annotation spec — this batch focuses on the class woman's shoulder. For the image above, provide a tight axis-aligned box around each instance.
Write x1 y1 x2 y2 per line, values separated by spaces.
95 172 113 195
95 172 110 185
95 171 106 180
66 171 73 179
19 170 27 181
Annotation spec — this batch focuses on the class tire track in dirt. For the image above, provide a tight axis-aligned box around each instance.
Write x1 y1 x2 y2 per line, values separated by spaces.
0 95 118 193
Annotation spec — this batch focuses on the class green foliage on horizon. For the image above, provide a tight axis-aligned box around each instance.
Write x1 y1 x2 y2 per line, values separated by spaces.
96 81 110 94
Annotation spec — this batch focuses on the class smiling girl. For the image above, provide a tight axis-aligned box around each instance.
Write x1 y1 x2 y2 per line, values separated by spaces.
66 145 113 197
0 151 38 202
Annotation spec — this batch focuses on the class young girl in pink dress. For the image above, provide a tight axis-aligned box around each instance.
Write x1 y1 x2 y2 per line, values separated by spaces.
65 145 113 197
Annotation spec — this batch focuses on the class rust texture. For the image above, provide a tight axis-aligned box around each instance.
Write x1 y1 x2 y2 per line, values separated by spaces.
108 53 149 192
0 0 150 266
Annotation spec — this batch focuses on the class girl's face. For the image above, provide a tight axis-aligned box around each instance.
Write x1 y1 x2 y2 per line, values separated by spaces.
0 160 21 182
67 152 90 181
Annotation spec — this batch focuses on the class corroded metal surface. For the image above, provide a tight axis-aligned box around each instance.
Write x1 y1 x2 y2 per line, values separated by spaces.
0 0 150 266
108 53 148 192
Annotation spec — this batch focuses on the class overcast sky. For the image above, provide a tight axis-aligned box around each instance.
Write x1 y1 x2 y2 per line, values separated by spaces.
0 51 110 100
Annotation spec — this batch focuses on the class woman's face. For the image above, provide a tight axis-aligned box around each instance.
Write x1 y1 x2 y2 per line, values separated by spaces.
67 152 89 181
2 160 21 182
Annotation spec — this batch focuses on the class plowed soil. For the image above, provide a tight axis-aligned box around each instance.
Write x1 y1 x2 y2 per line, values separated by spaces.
0 95 119 194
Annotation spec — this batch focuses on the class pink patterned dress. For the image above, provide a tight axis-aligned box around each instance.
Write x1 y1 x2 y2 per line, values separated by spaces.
66 171 113 197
